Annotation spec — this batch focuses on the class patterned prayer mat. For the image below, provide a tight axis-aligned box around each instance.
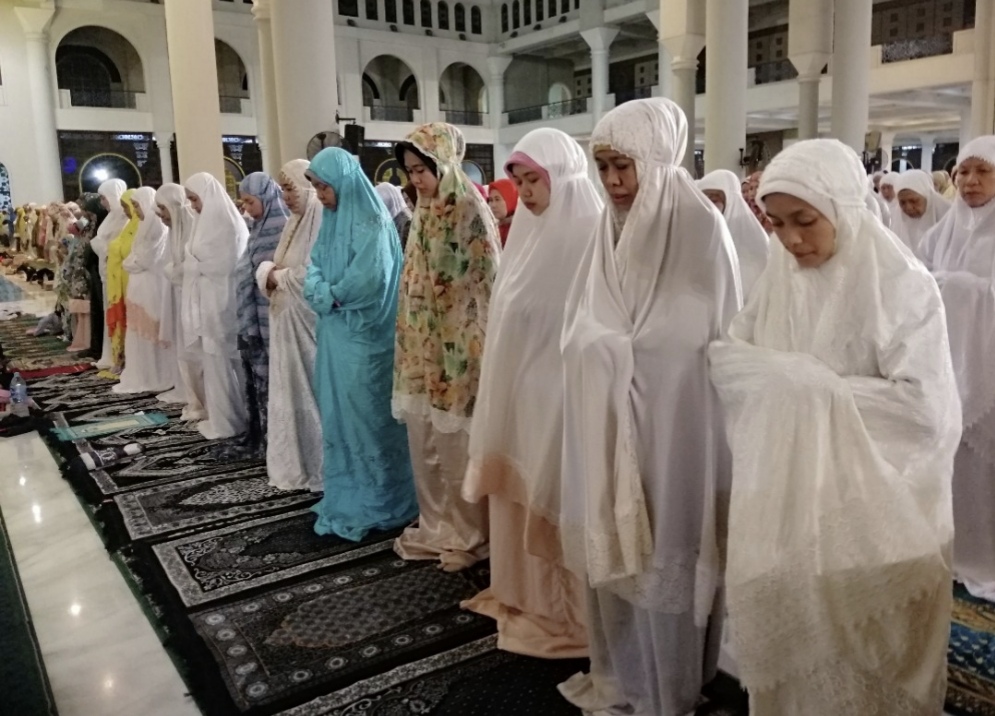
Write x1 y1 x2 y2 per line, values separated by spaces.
191 556 495 712
152 508 398 607
948 584 995 716
114 470 319 541
275 636 586 716
0 314 87 372
51 411 168 441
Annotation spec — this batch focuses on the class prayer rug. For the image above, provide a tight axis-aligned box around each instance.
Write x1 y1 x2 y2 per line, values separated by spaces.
114 470 318 541
51 411 169 441
0 506 58 716
20 363 90 380
190 556 496 712
275 635 586 716
152 508 398 607
0 314 84 372
947 584 995 716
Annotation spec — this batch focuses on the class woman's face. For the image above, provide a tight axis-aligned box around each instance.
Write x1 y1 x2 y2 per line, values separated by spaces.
595 149 639 211
133 201 146 221
240 193 264 220
898 189 927 219
763 192 837 269
403 150 440 199
487 190 508 221
880 183 896 202
156 203 172 227
280 181 301 214
187 190 204 214
307 175 338 210
956 157 995 208
510 164 551 216
703 189 726 214
121 200 133 219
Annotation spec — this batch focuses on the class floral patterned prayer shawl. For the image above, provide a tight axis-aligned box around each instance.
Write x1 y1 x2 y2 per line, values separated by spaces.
392 123 501 433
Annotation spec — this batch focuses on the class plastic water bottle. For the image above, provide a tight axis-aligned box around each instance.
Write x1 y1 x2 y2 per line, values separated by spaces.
10 373 28 417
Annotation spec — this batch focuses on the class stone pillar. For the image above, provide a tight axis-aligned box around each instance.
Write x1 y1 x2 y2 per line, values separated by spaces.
920 135 935 173
421 48 441 123
704 0 747 173
879 131 895 173
271 0 338 162
645 10 673 99
788 0 831 140
157 136 174 185
487 55 512 130
581 27 619 123
961 108 973 147
660 0 705 171
164 0 225 182
830 0 873 152
14 6 63 200
252 0 282 172
971 0 995 137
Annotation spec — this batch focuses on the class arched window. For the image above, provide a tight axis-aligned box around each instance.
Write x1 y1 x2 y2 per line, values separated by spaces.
470 6 482 33
420 0 432 26
536 0 543 22
339 0 359 17
523 0 531 25
560 0 568 14
403 0 415 24
512 0 520 29
385 0 398 22
365 0 378 19
454 2 466 31
548 0 555 16
501 3 509 32
438 1 450 29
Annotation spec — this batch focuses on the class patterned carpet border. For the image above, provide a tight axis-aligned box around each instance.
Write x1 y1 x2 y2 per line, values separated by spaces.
0 314 86 372
947 584 995 716
152 508 399 607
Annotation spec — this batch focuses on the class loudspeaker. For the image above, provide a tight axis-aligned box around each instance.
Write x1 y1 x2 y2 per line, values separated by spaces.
344 124 365 155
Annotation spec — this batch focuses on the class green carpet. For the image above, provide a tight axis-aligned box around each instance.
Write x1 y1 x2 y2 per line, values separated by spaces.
0 315 88 372
0 505 59 716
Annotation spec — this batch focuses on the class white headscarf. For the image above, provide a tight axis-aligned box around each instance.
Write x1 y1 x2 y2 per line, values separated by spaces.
92 178 129 277
710 139 959 699
560 98 741 624
182 172 248 356
375 182 409 220
891 169 951 252
256 159 323 301
155 183 197 287
697 169 770 298
918 135 995 438
465 128 603 532
878 172 899 218
122 186 166 276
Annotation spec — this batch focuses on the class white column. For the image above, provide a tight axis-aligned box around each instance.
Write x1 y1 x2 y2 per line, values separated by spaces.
581 27 619 124
704 0 747 173
252 0 282 172
487 55 512 130
920 135 936 172
879 131 895 173
971 0 995 137
645 10 674 99
164 0 225 182
14 6 62 200
961 108 973 147
157 137 174 185
660 0 705 171
421 49 441 123
830 0 872 152
271 0 338 162
788 0 832 140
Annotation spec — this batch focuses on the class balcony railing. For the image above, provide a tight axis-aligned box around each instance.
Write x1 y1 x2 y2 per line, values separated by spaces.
882 35 954 63
507 98 588 125
753 59 798 85
443 109 486 126
66 87 139 109
614 86 653 105
547 98 587 119
507 105 544 124
369 105 416 122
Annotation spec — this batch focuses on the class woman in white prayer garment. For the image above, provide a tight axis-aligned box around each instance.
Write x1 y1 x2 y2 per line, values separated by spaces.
113 186 177 394
698 169 770 299
255 159 324 492
892 168 951 252
91 179 129 369
918 135 995 601
182 173 249 440
879 172 900 219
710 138 960 715
155 184 207 421
558 98 740 716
